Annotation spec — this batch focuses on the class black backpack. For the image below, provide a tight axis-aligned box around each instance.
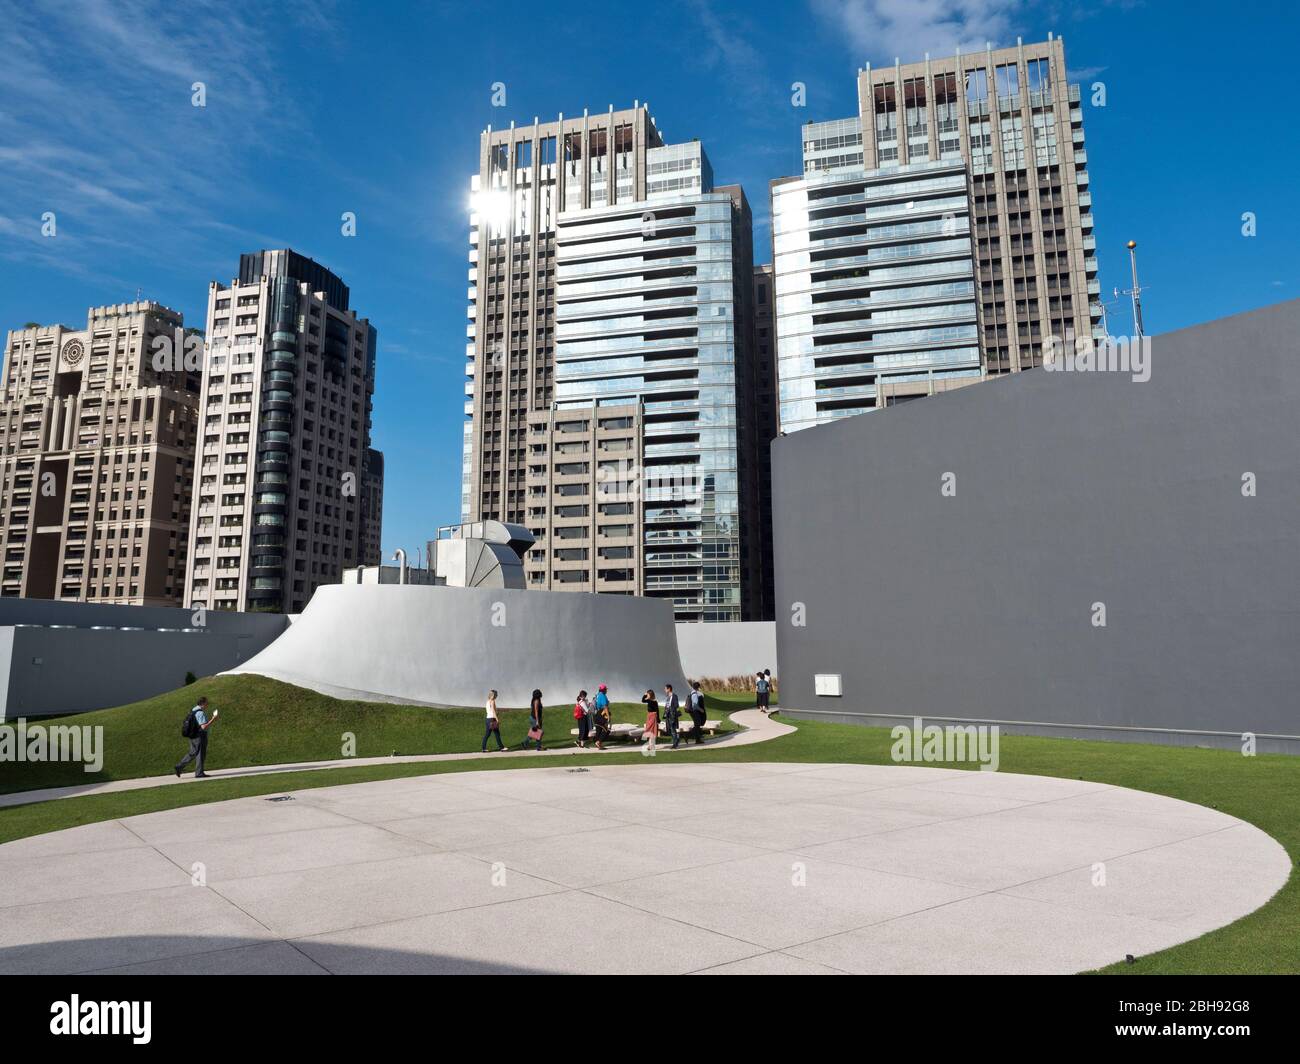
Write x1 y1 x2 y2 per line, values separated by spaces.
181 708 201 739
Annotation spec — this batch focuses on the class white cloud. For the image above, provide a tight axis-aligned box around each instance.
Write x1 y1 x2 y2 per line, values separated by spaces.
0 0 331 281
811 0 1024 64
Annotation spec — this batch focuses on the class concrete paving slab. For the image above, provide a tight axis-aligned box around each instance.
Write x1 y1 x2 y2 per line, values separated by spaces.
123 798 359 846
0 818 148 861
1005 787 1240 835
213 850 565 938
695 951 847 975
589 850 979 949
0 844 190 907
796 807 1205 890
88 940 330 976
377 803 627 851
0 885 275 974
908 771 1108 803
460 822 768 889
668 773 891 805
292 890 766 975
295 782 524 821
1001 824 1292 933
656 799 944 851
541 788 757 826
779 763 972 786
815 784 1032 820
784 891 1195 975
154 823 437 883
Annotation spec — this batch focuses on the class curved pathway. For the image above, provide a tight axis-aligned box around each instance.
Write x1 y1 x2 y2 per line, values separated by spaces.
0 709 794 811
0 761 1288 975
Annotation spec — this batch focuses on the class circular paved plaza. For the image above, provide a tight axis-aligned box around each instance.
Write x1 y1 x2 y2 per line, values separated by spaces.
0 762 1288 974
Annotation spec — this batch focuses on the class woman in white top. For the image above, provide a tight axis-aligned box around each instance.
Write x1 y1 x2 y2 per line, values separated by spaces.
481 689 505 752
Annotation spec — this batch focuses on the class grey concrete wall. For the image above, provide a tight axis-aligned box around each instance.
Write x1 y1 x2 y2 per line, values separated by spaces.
229 583 688 710
0 599 288 640
772 300 1300 754
0 629 13 722
0 601 288 720
1 627 276 721
675 621 777 680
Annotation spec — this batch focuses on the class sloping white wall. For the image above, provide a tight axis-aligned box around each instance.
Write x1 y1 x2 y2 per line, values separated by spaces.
227 583 687 709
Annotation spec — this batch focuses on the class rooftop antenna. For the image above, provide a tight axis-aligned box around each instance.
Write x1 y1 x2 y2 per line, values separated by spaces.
1123 240 1146 337
1095 291 1123 338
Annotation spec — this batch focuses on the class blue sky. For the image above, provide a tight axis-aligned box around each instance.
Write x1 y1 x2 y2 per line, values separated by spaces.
2 0 1296 558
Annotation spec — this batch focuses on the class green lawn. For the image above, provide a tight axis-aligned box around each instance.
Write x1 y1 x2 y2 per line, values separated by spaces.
0 674 741 794
0 682 1295 974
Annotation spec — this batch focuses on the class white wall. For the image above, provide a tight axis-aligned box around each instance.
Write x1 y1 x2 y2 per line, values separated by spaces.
229 583 688 709
675 621 777 681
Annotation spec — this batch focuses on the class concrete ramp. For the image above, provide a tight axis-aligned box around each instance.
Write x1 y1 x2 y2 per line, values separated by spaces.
226 583 687 710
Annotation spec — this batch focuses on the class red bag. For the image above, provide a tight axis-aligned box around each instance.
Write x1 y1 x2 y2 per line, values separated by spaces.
573 703 584 720
528 727 543 741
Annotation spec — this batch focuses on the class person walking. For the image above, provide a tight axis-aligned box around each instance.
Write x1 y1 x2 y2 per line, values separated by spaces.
663 683 682 749
593 683 611 750
525 689 545 751
641 687 659 754
174 695 219 778
481 689 506 752
687 681 707 743
574 689 590 748
756 670 771 714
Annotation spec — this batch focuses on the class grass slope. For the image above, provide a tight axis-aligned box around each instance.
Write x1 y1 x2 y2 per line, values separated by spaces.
0 674 739 794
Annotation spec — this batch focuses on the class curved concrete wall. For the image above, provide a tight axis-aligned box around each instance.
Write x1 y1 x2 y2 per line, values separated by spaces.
227 583 687 709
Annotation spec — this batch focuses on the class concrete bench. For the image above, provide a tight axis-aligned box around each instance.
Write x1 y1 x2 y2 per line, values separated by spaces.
658 718 722 737
568 720 723 740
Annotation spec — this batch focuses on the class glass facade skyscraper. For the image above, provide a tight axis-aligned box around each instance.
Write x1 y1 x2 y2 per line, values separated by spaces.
463 107 768 620
771 35 1098 433
772 155 982 432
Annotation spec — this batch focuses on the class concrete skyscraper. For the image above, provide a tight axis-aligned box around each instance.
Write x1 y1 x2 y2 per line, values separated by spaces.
0 301 199 605
462 106 769 621
772 34 1098 432
185 250 381 614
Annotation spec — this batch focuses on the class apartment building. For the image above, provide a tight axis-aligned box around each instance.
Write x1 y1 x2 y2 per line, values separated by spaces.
185 250 380 614
772 34 1098 432
0 301 199 605
463 106 769 621
360 446 384 567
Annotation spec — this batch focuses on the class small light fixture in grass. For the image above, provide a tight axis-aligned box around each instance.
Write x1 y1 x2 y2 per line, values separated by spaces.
184 672 197 686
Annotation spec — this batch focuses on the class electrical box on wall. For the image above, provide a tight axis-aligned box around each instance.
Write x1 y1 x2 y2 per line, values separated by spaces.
814 673 842 697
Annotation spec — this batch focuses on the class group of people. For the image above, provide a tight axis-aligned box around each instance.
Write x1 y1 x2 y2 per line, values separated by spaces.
481 681 710 753
636 682 709 752
755 669 773 713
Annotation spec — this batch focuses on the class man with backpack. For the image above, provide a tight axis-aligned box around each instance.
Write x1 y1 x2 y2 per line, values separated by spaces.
687 682 707 743
755 671 771 714
175 695 219 778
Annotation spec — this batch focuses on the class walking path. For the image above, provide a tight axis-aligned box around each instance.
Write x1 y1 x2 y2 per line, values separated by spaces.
0 710 795 811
